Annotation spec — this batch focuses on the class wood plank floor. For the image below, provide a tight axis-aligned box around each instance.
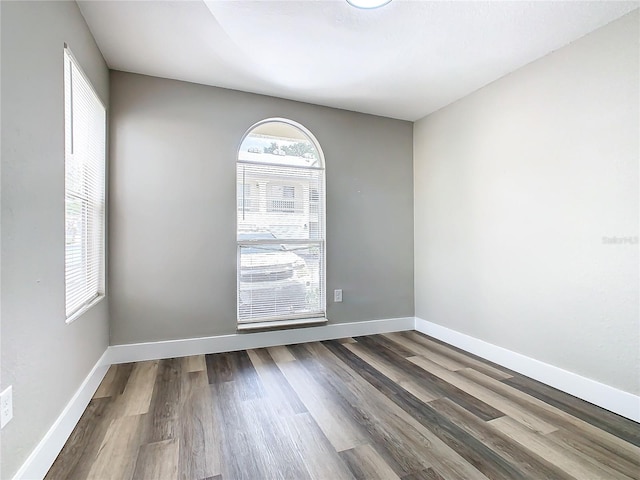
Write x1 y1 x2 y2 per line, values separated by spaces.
46 332 640 480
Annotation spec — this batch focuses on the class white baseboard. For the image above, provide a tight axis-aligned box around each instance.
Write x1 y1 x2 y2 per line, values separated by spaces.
106 317 415 365
12 351 110 480
414 317 640 422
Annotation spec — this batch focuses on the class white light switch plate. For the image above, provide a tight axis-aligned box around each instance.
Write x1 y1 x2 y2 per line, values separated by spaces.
1 386 13 428
334 289 343 302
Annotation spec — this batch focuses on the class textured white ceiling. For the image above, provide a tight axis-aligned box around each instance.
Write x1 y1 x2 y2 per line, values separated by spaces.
78 1 638 121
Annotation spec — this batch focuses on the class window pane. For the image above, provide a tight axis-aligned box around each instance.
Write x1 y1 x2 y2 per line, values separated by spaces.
237 163 324 241
238 242 324 322
239 121 321 169
64 48 106 319
237 119 325 324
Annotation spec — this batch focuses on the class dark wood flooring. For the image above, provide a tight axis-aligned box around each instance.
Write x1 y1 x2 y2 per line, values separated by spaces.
45 331 640 480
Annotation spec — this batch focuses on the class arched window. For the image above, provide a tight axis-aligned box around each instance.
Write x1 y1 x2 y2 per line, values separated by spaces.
237 118 326 327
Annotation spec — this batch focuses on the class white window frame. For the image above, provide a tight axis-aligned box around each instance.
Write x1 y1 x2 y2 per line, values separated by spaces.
64 46 107 323
236 118 327 328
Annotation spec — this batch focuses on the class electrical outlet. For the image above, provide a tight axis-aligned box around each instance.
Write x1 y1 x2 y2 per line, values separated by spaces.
1 386 13 428
334 289 343 302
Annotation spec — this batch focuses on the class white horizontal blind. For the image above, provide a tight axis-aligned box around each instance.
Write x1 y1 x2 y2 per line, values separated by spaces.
64 48 106 319
237 126 325 324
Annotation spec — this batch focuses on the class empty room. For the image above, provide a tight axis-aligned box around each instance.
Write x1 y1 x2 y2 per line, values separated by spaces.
1 1 639 479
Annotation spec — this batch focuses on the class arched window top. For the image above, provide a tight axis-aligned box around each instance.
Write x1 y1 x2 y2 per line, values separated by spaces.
238 118 324 169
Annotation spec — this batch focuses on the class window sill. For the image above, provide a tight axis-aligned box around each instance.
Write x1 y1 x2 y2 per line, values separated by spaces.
65 295 106 325
237 317 328 332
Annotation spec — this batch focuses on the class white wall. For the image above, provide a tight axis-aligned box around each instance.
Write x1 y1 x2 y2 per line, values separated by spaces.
414 10 639 396
109 71 414 345
1 2 110 478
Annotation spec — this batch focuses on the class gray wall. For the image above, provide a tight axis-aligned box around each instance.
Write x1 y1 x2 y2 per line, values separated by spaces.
414 11 639 395
0 2 110 478
109 71 414 345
